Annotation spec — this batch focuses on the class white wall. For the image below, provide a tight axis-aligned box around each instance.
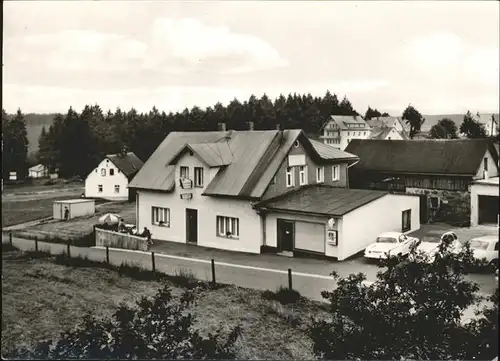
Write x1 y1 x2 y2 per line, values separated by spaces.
85 158 129 200
339 129 371 150
470 182 500 226
136 152 262 254
264 211 342 258
474 149 499 180
340 194 420 261
383 128 404 140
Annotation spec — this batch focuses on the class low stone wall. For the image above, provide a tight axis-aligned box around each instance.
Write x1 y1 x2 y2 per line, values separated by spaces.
95 228 149 251
406 187 471 226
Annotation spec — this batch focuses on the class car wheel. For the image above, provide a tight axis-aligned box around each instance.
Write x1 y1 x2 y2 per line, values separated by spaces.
489 259 498 271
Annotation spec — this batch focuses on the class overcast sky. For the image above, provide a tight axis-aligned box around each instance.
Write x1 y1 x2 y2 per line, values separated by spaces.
3 1 499 115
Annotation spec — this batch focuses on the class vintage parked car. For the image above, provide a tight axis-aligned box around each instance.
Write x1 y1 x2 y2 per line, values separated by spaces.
466 235 499 270
364 232 420 260
411 231 462 263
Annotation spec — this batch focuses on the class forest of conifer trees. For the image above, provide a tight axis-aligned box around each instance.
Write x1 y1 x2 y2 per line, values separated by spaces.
36 91 361 178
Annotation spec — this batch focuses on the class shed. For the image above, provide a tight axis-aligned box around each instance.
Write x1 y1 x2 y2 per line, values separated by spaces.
53 199 95 220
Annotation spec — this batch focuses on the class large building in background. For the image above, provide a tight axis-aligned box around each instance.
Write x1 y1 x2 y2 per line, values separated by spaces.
319 115 372 150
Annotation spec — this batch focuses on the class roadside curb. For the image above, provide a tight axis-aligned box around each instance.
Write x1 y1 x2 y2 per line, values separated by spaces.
92 246 335 280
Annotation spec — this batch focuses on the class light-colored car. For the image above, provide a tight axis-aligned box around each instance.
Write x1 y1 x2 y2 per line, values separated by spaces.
364 232 420 260
467 235 499 270
412 231 462 263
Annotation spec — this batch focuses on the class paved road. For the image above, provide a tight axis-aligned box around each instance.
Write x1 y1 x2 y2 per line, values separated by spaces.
3 235 494 323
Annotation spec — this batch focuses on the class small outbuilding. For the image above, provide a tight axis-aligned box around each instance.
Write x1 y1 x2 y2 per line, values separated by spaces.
53 199 95 220
28 164 48 178
255 185 421 261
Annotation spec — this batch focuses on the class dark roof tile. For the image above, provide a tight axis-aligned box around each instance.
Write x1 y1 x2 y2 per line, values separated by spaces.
107 152 144 177
345 139 498 176
256 185 387 216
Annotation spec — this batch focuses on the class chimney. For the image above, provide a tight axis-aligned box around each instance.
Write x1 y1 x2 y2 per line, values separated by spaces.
276 123 281 131
248 121 254 131
218 123 226 132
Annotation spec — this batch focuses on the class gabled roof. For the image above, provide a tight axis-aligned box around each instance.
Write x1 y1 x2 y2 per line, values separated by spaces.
170 142 233 167
319 115 370 132
130 129 359 199
255 184 388 217
106 152 144 177
308 138 358 160
29 164 46 172
366 116 399 129
369 127 393 140
345 139 499 176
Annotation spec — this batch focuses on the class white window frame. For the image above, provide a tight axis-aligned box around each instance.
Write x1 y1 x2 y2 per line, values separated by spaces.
194 167 204 187
316 166 324 183
216 216 239 238
332 165 340 181
114 185 120 194
286 167 295 187
180 166 189 179
100 168 106 176
299 165 307 185
97 184 103 193
152 206 170 227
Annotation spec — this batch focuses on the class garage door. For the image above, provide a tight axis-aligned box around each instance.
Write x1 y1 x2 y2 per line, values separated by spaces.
294 222 325 254
478 195 499 225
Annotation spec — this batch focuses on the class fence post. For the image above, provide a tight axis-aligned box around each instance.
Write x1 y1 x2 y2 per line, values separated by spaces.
211 259 216 285
67 241 71 258
9 232 13 246
106 246 110 264
151 252 156 275
35 238 39 252
288 268 293 290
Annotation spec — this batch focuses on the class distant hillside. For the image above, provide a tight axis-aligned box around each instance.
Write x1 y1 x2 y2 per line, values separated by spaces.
420 113 499 132
6 113 56 155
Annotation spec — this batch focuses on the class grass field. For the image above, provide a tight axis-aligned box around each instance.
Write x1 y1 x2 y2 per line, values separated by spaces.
1 248 326 359
11 202 135 241
1 196 79 227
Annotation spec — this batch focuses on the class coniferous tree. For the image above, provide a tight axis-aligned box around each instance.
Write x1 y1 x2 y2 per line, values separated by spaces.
460 111 487 139
2 108 29 180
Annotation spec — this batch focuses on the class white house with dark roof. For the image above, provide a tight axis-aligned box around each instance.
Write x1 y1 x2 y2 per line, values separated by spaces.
319 115 372 150
85 152 144 201
366 116 410 140
129 125 421 260
28 164 48 178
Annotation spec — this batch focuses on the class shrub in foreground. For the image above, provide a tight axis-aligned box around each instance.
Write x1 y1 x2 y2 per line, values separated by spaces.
262 286 302 305
309 242 498 360
13 286 242 359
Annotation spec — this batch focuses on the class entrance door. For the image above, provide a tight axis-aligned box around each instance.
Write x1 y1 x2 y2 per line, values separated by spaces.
419 195 428 223
277 219 294 252
186 209 198 244
478 196 499 225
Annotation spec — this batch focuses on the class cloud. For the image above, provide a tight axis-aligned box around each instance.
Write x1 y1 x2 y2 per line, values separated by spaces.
145 18 288 74
402 31 499 87
3 17 288 76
